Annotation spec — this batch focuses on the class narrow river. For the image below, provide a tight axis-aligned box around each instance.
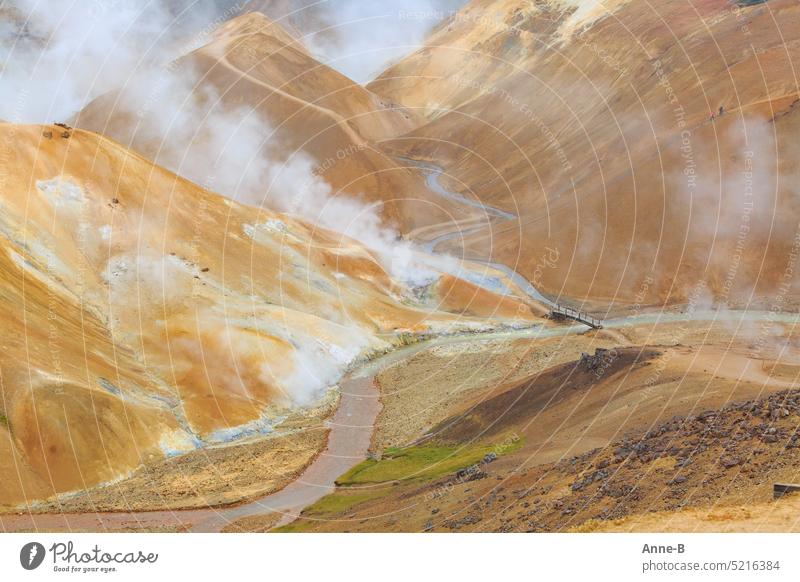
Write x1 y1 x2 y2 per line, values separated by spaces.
4 304 793 532
400 157 560 309
0 326 578 533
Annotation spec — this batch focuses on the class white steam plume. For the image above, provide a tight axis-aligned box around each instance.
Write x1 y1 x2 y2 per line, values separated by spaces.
251 0 466 83
0 1 249 122
112 59 454 285
2 0 460 286
1 1 467 119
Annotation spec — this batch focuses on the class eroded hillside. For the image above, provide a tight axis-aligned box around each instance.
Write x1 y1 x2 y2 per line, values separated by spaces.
372 0 800 308
0 123 537 508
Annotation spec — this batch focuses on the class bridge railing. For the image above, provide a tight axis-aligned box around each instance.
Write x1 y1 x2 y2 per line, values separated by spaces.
551 304 603 328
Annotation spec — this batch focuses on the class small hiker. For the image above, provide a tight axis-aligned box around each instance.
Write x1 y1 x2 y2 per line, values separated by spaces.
719 105 725 116
710 111 716 122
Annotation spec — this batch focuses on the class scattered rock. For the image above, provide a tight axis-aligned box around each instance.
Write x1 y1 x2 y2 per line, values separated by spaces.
698 411 717 423
455 465 486 482
443 514 481 530
579 348 615 373
720 454 740 468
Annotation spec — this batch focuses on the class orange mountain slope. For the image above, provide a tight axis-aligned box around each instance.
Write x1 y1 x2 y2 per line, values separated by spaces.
0 122 536 507
372 0 800 307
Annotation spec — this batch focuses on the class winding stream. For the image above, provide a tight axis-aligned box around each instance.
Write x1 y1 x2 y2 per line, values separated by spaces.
4 304 795 533
400 157 517 223
0 326 577 533
402 157 560 309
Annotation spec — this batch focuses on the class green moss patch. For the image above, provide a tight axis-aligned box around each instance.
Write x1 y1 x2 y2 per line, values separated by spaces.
305 490 387 516
270 489 389 532
336 436 523 485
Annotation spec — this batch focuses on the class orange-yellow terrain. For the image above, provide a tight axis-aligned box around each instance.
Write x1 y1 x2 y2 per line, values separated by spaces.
373 0 800 307
0 122 535 508
2 0 800 535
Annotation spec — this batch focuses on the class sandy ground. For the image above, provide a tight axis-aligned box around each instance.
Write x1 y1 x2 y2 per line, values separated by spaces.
221 513 282 533
372 332 619 451
5 391 340 515
579 496 800 533
19 428 328 514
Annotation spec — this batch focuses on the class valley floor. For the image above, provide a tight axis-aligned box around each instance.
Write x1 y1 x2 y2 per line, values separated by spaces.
225 315 800 533
3 311 799 533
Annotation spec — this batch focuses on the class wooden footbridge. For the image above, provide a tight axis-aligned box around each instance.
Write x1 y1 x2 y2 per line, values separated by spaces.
550 304 603 329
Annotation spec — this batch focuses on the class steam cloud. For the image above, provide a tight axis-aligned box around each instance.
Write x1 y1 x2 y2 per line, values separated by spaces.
0 0 240 122
262 0 466 83
0 0 466 117
117 60 455 285
1 0 463 286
